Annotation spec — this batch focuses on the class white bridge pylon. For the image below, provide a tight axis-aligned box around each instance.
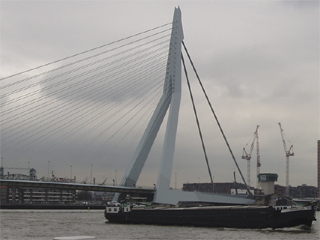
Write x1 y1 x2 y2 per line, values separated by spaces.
115 7 254 205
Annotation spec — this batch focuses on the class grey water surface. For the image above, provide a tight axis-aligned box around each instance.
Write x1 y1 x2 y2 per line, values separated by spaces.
0 210 319 240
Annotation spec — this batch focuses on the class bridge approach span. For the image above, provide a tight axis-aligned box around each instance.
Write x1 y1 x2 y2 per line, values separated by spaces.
0 179 156 194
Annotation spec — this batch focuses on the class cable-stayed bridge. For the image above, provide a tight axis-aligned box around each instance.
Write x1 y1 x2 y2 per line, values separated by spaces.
1 8 253 205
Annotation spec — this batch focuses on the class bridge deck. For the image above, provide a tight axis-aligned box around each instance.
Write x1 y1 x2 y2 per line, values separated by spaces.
0 179 155 194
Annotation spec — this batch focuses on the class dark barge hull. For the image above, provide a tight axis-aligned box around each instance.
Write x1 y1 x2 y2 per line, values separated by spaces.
104 206 316 229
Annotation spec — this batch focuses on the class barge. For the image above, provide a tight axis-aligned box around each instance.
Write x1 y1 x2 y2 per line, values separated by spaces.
104 202 316 229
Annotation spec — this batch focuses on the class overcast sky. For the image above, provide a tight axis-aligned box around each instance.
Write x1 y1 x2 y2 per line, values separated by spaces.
1 0 319 189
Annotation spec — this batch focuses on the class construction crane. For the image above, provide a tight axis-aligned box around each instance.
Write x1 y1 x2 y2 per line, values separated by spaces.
99 177 108 185
242 125 259 188
278 122 294 196
81 177 89 184
255 126 261 189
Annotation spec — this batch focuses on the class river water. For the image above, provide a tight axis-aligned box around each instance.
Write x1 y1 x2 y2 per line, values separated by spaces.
0 209 319 240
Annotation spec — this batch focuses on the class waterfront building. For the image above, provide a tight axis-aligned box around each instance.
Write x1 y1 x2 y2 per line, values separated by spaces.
290 184 318 198
2 187 76 205
275 184 318 198
0 167 77 205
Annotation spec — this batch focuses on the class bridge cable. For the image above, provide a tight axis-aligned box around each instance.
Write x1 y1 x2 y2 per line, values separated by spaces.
1 47 168 126
181 52 215 193
2 67 165 152
182 41 252 196
0 22 172 82
3 62 166 167
1 33 170 105
1 38 169 124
